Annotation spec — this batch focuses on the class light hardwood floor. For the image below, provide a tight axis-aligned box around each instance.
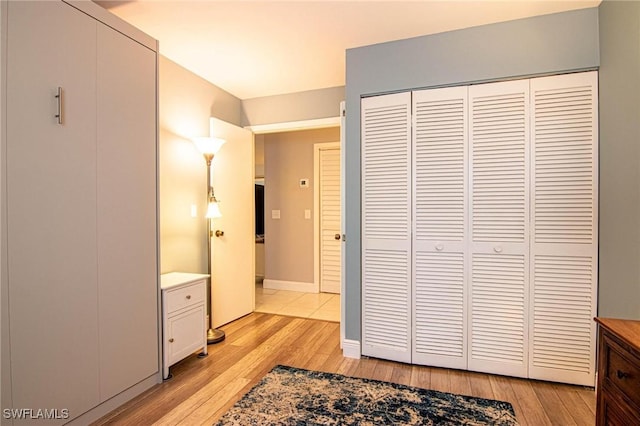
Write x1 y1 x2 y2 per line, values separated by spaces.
93 313 596 425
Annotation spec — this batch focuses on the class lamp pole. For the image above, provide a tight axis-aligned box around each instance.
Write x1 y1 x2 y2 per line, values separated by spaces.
204 153 225 344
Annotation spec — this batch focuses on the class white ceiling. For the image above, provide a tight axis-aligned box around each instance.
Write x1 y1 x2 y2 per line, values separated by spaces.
99 0 601 100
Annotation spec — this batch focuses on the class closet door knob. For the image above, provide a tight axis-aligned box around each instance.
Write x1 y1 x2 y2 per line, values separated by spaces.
168 338 174 343
435 244 444 251
186 295 191 300
335 234 341 240
494 246 503 253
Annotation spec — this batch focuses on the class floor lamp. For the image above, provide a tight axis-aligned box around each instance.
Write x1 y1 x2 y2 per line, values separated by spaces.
192 136 226 344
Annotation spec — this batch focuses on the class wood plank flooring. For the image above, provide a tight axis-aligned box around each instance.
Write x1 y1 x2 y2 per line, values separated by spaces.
93 313 596 425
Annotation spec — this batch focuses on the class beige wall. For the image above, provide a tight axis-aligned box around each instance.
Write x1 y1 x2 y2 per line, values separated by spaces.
255 134 265 178
242 86 344 127
159 56 242 274
160 56 242 131
159 128 208 274
264 127 339 285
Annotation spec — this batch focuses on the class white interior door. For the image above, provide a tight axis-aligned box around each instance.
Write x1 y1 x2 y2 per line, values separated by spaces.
210 118 255 327
318 143 341 293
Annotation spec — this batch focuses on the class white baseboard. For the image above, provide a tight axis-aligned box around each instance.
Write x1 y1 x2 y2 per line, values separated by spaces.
342 339 361 359
263 279 317 293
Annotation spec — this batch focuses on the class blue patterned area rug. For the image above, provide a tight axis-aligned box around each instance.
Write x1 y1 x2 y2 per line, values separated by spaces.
215 365 519 425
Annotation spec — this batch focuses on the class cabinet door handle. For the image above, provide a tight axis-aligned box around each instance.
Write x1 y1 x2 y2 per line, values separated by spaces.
55 86 64 125
186 295 191 300
168 338 174 343
617 370 630 379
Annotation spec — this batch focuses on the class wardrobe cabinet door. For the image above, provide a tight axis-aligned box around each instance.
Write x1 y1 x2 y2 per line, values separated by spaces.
468 80 530 378
529 71 598 386
6 0 100 420
361 92 412 363
412 87 468 369
96 23 159 401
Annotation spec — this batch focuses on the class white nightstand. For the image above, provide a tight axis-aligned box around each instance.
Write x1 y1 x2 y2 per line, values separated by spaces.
160 272 209 379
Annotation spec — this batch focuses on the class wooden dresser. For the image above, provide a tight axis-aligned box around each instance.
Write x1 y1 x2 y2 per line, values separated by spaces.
595 317 640 425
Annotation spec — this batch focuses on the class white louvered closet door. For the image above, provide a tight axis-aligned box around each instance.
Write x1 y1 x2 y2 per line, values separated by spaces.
468 80 530 378
412 87 468 369
361 92 412 363
529 72 598 386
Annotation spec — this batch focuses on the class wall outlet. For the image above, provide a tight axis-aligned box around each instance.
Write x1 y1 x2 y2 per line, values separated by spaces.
299 178 309 188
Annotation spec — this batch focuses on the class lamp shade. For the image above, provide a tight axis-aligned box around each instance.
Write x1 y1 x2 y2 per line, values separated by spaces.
192 136 226 155
206 200 222 219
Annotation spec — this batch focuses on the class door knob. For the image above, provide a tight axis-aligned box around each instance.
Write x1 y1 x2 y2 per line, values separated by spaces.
215 230 224 237
334 233 341 240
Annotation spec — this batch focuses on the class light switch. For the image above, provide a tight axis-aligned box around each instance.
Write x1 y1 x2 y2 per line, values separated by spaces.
272 209 281 219
305 209 311 219
190 204 197 218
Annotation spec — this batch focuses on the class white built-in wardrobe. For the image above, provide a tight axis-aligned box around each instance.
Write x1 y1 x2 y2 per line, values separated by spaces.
3 1 158 423
361 71 598 386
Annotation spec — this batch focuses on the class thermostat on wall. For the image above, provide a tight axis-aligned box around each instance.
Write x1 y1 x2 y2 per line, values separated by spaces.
299 178 309 188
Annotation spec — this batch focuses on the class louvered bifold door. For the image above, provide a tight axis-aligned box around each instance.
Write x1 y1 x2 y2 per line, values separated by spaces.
361 92 412 363
469 80 530 378
412 87 468 369
529 71 598 386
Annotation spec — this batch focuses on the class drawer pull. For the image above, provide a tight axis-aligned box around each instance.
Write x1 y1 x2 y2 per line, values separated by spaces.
186 295 191 300
617 370 630 379
168 338 174 343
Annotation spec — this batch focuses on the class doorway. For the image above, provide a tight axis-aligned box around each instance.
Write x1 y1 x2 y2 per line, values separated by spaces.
253 129 341 322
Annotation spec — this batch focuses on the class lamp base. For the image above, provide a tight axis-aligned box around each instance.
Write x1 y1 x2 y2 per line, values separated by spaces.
207 328 225 344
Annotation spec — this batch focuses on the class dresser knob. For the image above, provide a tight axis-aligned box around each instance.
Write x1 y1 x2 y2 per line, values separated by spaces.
186 295 191 300
168 338 174 343
617 370 630 379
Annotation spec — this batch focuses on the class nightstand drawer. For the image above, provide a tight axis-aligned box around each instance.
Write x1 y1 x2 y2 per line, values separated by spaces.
607 346 640 408
165 281 205 314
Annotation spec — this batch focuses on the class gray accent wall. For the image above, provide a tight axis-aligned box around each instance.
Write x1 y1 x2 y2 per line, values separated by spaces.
344 8 601 342
598 0 640 320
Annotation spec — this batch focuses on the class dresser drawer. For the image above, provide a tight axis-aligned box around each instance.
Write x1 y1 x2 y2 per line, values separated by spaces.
165 281 205 314
607 345 640 408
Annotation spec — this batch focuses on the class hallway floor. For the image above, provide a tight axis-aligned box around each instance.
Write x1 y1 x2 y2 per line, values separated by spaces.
254 282 340 322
